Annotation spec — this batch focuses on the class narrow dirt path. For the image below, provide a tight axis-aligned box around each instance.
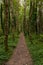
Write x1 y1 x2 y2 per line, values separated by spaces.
6 33 33 65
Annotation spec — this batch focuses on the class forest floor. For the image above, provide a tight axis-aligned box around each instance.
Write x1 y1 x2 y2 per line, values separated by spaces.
5 33 33 65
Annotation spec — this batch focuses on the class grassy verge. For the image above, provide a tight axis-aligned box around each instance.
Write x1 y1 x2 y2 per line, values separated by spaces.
0 33 19 65
26 34 43 65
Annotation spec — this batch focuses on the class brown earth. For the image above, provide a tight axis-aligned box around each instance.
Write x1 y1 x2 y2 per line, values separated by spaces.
5 33 33 65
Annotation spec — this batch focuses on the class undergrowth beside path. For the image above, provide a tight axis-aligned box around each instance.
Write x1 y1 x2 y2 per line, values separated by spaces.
0 34 19 65
26 34 43 65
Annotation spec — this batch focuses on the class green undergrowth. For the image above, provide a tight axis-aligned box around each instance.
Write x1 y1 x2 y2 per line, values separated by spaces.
26 34 43 65
0 33 19 65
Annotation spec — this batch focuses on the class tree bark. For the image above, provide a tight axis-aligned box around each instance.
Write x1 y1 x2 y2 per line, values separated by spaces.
4 0 9 51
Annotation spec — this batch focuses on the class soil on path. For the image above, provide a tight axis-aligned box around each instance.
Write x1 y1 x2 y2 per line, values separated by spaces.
6 33 33 65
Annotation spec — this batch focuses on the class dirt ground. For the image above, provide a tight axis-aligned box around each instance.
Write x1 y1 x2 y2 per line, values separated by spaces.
6 33 33 65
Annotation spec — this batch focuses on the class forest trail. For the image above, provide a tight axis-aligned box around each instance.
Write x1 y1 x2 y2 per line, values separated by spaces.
6 32 33 65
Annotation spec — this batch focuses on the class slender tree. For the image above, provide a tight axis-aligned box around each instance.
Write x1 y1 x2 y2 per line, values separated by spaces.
1 4 4 33
4 0 9 51
10 0 15 41
23 0 26 35
28 0 33 34
38 1 42 33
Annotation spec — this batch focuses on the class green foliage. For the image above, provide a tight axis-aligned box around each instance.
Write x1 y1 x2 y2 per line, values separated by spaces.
26 34 43 65
0 29 3 36
0 0 43 64
0 34 19 65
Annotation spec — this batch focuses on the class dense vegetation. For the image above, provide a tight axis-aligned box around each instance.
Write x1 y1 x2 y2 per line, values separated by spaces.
26 34 43 65
0 0 43 65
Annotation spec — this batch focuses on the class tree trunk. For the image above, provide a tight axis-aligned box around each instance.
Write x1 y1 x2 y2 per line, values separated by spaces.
38 1 42 34
1 4 4 33
28 0 33 34
4 0 9 51
10 0 15 41
23 0 26 35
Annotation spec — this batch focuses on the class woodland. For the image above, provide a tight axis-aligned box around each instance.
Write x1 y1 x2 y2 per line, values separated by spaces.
0 0 43 65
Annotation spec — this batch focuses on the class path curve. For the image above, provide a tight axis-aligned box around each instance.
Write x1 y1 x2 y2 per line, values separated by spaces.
6 33 33 65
